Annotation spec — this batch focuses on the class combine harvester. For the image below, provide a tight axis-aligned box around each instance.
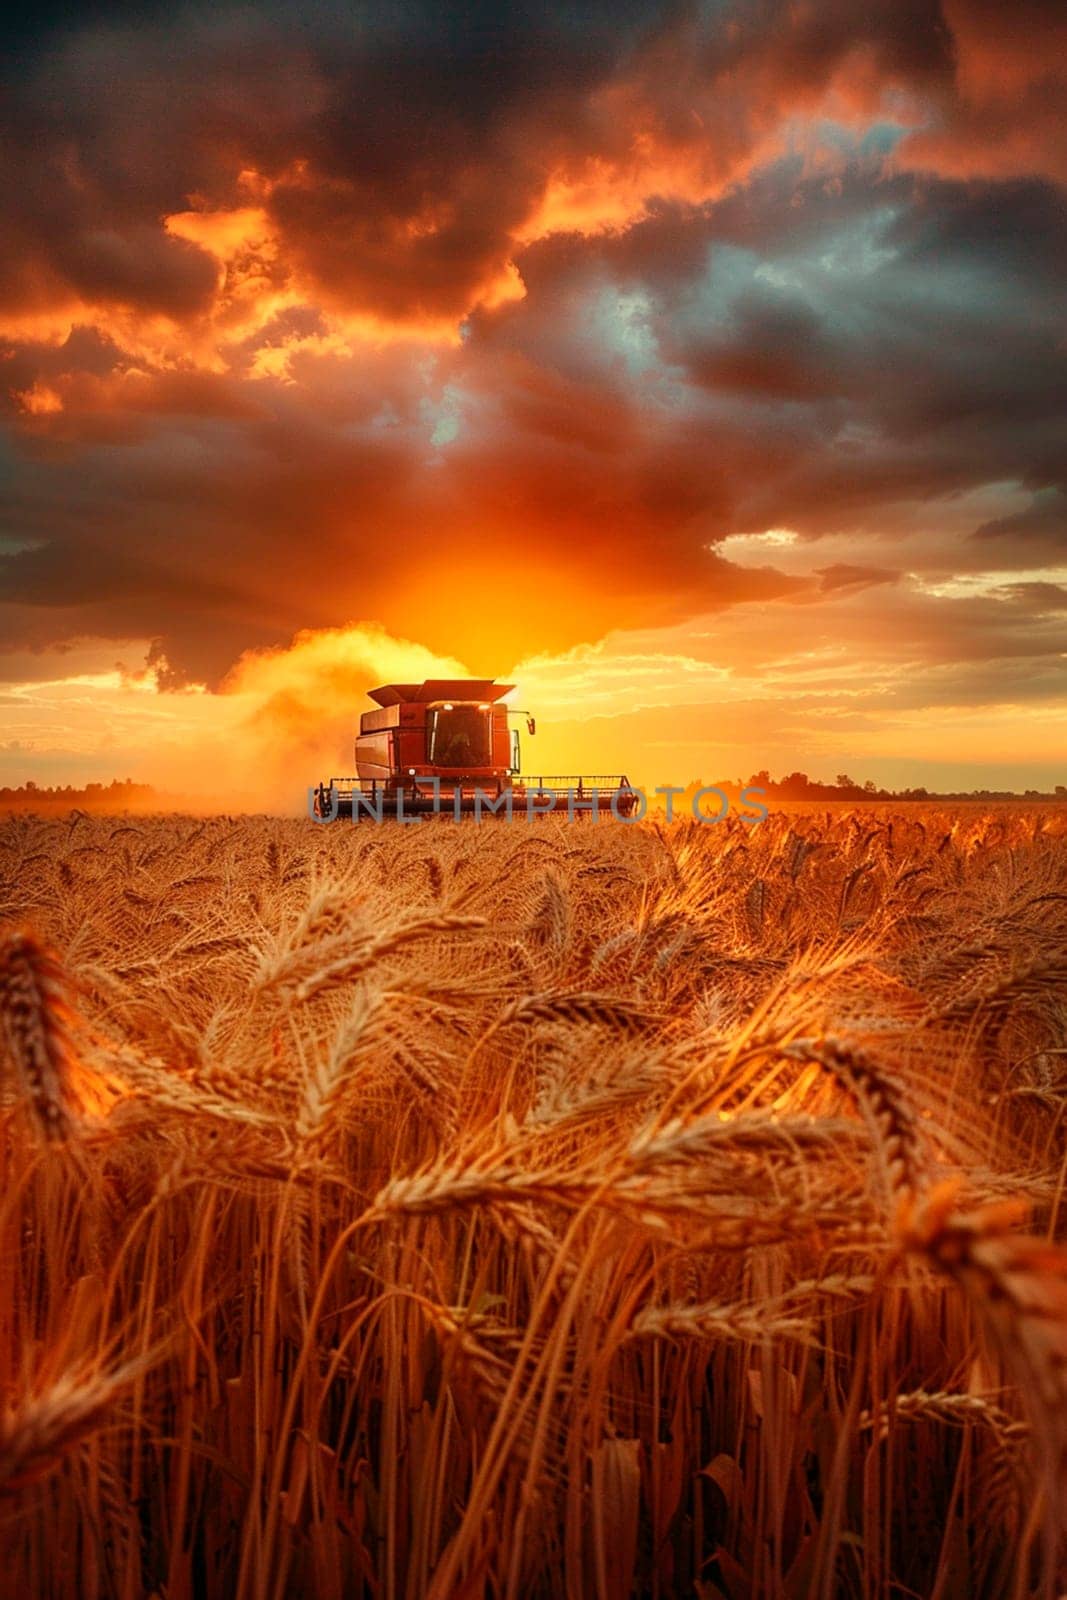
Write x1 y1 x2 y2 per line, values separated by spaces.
312 679 639 821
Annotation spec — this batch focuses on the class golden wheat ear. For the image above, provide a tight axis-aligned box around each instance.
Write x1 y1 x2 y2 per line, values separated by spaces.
0 927 78 1141
0 1353 158 1496
900 1183 1067 1540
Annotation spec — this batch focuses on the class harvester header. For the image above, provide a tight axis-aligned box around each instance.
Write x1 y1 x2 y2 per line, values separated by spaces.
312 677 637 820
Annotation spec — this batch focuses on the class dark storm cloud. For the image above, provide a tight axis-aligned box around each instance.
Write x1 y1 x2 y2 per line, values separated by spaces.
972 491 1067 553
0 345 806 683
484 161 1066 550
0 0 662 328
0 0 966 329
0 0 1065 687
903 0 1067 184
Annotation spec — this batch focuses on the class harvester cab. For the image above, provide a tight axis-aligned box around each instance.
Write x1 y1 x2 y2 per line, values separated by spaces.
312 679 635 820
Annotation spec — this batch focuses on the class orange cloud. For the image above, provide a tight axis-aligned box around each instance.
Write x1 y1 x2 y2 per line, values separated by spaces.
900 0 1067 181
15 382 63 415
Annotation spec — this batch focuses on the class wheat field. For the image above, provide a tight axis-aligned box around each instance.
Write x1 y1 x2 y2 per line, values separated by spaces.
1 805 1066 1598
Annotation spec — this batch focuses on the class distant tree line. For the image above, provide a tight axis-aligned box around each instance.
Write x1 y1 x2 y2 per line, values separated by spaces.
0 778 158 813
677 772 1067 803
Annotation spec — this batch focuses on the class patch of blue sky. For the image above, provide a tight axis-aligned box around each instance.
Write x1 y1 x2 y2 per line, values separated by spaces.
590 285 659 374
673 198 1018 353
422 383 463 452
807 117 909 161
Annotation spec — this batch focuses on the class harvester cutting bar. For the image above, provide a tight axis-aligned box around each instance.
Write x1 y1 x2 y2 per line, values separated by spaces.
313 776 639 821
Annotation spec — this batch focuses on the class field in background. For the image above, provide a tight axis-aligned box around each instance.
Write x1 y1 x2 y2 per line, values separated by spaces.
2 807 1066 1598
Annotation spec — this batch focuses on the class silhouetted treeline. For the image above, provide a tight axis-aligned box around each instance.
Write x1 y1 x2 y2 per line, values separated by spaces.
0 779 159 813
695 771 1067 802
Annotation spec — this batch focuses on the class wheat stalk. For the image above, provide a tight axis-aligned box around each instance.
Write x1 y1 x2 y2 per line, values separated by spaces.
288 913 488 1001
0 1362 145 1494
0 927 79 1139
782 1033 921 1200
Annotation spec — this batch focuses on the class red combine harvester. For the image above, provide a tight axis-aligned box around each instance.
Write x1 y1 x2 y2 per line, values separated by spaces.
312 678 638 820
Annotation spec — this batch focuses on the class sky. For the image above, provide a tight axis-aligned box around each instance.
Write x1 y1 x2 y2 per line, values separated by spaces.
1 0 1065 804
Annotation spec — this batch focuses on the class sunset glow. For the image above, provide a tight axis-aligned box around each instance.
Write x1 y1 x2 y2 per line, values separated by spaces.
1 1 1064 801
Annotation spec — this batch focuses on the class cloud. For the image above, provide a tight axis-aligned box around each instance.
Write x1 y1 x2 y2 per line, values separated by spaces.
815 564 900 594
900 0 1067 184
972 490 1067 552
0 0 1064 771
